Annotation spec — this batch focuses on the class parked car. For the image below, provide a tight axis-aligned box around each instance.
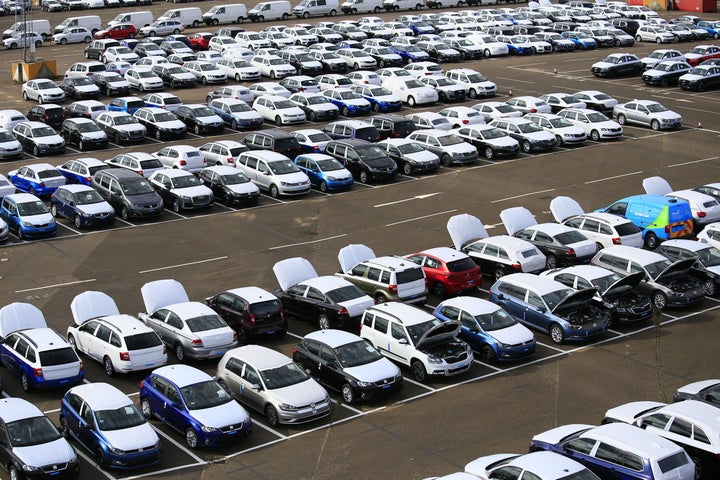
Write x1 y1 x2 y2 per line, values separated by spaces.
50 184 115 228
405 247 481 298
21 79 65 104
0 193 57 239
591 53 643 77
60 118 108 150
133 107 186 140
294 153 354 192
613 100 682 131
59 76 101 100
642 60 693 87
95 111 147 144
147 169 213 212
656 239 720 297
451 124 520 160
674 379 720 407
199 165 259 206
25 104 64 130
8 163 65 196
377 138 439 174
465 451 603 480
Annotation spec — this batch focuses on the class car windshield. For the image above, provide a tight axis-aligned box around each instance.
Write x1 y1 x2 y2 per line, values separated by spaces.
269 58 287 65
334 340 383 368
643 103 668 113
480 127 506 139
153 112 176 122
113 115 137 125
17 200 49 216
466 73 488 83
548 117 575 128
77 122 100 132
221 173 249 184
437 134 463 146
542 288 574 310
307 96 330 105
644 259 673 279
137 71 157 78
397 142 423 154
307 132 331 142
6 416 62 447
586 112 610 122
73 77 94 86
689 67 709 76
603 56 621 64
554 230 589 244
695 247 720 267
326 284 366 302
31 126 56 137
260 362 309 389
316 157 344 171
267 160 299 175
223 102 249 114
476 308 516 332
74 190 104 205
0 131 15 142
404 79 424 88
446 257 477 272
404 45 422 52
171 175 201 188
122 179 155 195
95 405 146 431
405 318 443 346
338 90 362 100
654 63 674 72
36 81 57 90
369 86 392 96
185 314 227 332
517 122 543 133
434 78 454 87
181 380 233 410
590 272 624 292
358 146 387 160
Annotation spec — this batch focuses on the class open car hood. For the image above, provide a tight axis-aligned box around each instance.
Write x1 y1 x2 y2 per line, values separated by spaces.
338 244 376 274
604 271 644 296
447 214 488 250
500 206 538 236
552 288 598 314
71 291 120 325
273 257 318 291
656 258 696 282
417 320 461 349
642 176 673 196
550 196 584 223
0 303 47 338
141 279 189 315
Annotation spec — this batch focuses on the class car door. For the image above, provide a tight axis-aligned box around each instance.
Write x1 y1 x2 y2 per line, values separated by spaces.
74 319 100 358
0 334 24 375
153 377 188 433
523 290 551 332
255 160 272 190
316 343 346 391
76 400 99 450
281 284 309 319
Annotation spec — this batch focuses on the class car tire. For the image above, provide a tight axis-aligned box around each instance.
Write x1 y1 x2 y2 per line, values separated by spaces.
549 324 564 344
21 372 32 392
690 455 704 480
650 119 660 131
411 359 427 383
201 76 208 85
29 186 36 195
67 334 77 352
697 82 706 92
373 5 380 12
265 405 280 426
270 184 280 198
9 466 19 480
545 255 558 270
402 162 413 175
372 102 380 112
74 215 83 229
480 345 496 364
193 124 201 135
616 114 626 125
659 78 669 87
103 356 115 376
50 205 58 218
590 129 601 141
282 12 289 20
635 35 642 42
431 282 445 298
231 119 238 130
341 106 349 116
407 96 416 107
172 199 181 213
140 397 152 419
341 384 355 404
113 132 122 144
120 207 130 221
270 70 277 79
79 139 86 150
185 429 199 449
521 140 532 153
59 416 69 438
441 153 452 166
703 279 716 297
350 7 357 13
155 129 162 140
32 145 39 156
359 170 370 183
175 343 185 361
318 314 330 330
319 181 328 193
84 36 91 43
275 115 283 126
484 146 495 159
555 135 563 147
494 269 505 280
375 293 388 304
652 291 667 310
644 232 659 249
22 91 29 100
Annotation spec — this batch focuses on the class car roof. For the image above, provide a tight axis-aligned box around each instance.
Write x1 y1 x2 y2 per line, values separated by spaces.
598 245 666 263
224 345 290 370
368 302 434 325
660 239 710 253
417 246 470 263
67 383 133 409
654 400 720 435
6 192 44 203
152 364 212 388
439 296 500 315
302 275 354 293
0 398 44 422
305 328 365 348
19 327 71 351
157 168 195 179
583 423 685 458
224 286 278 304
497 273 568 294
58 184 96 194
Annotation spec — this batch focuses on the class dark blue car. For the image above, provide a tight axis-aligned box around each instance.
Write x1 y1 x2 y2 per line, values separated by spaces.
390 44 431 64
139 365 252 449
295 153 354 192
8 163 66 197
350 85 403 113
106 96 145 115
50 184 116 228
57 158 110 186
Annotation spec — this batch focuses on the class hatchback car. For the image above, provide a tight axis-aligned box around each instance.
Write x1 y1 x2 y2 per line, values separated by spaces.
133 107 186 140
12 121 65 156
218 345 331 425
452 124 520 160
59 76 101 100
26 104 64 130
236 150 311 198
377 138 439 175
50 184 115 229
205 287 286 344
293 329 402 404
253 95 306 126
0 302 83 391
489 117 557 153
655 239 720 297
406 129 478 166
147 169 213 213
405 247 481 298
140 364 252 448
8 163 65 197
591 53 643 77
294 153 354 192
60 382 162 469
199 165 259 206
60 118 108 151
0 193 57 239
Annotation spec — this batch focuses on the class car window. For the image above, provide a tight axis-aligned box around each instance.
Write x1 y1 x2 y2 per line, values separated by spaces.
565 437 596 454
390 322 407 341
642 413 671 429
306 287 325 301
668 417 693 437
489 465 522 480
373 315 389 333
166 312 183 329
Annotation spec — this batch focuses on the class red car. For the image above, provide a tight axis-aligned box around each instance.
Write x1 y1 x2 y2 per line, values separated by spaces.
189 32 214 50
405 247 482 298
685 45 720 67
94 23 137 40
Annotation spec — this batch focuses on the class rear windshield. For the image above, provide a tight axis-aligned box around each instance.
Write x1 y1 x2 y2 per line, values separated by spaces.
658 451 689 473
186 314 228 332
128 101 145 110
326 285 366 303
39 347 78 366
275 138 299 150
125 332 162 350
446 257 477 272
249 299 282 316
396 267 424 283
140 158 163 169
615 222 642 236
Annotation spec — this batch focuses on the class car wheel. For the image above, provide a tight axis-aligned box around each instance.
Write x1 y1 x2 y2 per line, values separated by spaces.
318 314 330 330
307 111 317 122
484 146 495 159
483 48 491 58
441 153 452 166
350 7 357 13
690 455 704 480
282 12 289 20
155 129 162 140
407 96 416 107
697 82 706 92
84 36 91 43
651 291 667 310
257 15 265 21
113 132 122 144
411 359 427 382
549 324 564 344
616 114 626 125
659 78 669 87
32 144 39 156
193 124 201 135
373 6 380 12
270 184 280 198
644 232 659 249
480 345 496 364
353 63 361 70
703 279 716 297
265 405 280 426
545 255 558 270
85 51 90 59
172 199 181 213
596 242 604 251
650 119 660 131
59 416 70 438
341 106 349 116
185 428 199 449
359 170 369 183
319 181 328 193
21 372 32 392
341 384 355 404
22 91 29 101
590 129 601 141
402 162 413 175
50 204 58 218
555 135 563 147
655 37 661 44
372 102 380 112
375 293 388 304
120 207 130 221
521 140 532 153
140 397 152 419
438 92 447 102
635 35 642 42
60 37 68 45
275 115 283 126
431 282 445 298
74 215 83 229
79 139 86 150
230 119 238 130
270 70 277 79
29 186 36 195
103 356 115 376
175 343 185 361
201 76 208 85
9 466 19 480
494 268 505 280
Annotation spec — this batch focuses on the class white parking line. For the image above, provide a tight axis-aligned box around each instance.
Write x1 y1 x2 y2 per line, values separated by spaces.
74 448 117 480
57 223 82 235
667 156 719 168
535 341 565 353
15 278 96 293
269 233 348 250
473 360 503 372
401 377 434 391
384 209 458 227
490 189 556 204
138 256 228 274
149 424 206 464
584 171 643 185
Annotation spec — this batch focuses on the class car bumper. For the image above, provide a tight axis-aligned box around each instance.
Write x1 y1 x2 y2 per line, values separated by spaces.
185 342 237 360
277 399 332 424
19 224 58 239
323 178 354 191
442 278 480 296
374 101 403 112
563 325 607 341
78 212 115 227
20 461 79 479
227 191 260 205
196 421 252 448
494 341 536 362
353 378 403 401
126 205 163 218
103 445 162 470
279 184 312 195
31 372 84 389
428 356 473 377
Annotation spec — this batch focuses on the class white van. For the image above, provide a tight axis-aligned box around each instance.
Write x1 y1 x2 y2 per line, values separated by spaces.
292 0 339 18
2 19 51 40
108 11 154 30
158 7 203 28
340 0 383 14
54 15 102 35
203 4 247 25
382 0 422 11
247 1 292 21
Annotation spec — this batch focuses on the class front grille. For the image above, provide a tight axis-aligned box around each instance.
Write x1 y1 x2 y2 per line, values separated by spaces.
220 421 246 433
193 195 211 205
41 462 68 473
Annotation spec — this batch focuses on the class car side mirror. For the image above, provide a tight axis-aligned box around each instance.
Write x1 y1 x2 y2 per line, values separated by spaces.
398 338 408 345
535 306 546 313
69 201 76 207
496 293 504 300
81 422 93 430
250 383 262 391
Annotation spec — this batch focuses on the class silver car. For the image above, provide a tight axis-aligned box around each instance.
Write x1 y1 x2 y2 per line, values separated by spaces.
612 99 682 131
216 345 331 427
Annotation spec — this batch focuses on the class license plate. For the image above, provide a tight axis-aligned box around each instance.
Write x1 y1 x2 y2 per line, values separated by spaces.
145 363 154 367
382 384 391 389
266 331 275 335
210 351 222 356
466 280 475 286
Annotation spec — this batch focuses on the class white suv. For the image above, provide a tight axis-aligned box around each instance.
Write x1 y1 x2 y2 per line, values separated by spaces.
445 68 497 99
360 302 473 382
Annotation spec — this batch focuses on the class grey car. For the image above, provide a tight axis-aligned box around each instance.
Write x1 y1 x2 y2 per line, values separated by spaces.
216 345 331 427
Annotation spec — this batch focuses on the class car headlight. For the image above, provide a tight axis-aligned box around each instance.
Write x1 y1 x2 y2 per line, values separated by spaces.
200 425 217 433
279 403 298 411
601 128 611 132
108 445 127 455
427 357 442 364
356 380 373 387
21 221 34 227
22 464 41 472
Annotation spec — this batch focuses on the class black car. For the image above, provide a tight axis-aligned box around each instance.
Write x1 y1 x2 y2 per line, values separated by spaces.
656 241 720 296
60 76 101 100
173 105 224 135
205 288 287 344
417 41 461 63
147 169 213 212
199 166 259 206
308 50 348 73
642 61 693 87
292 330 403 404
609 18 640 36
324 139 397 184
60 118 108 150
26 104 65 130
591 53 643 78
132 107 186 140
94 111 147 144
151 64 197 89
367 114 417 140
64 101 107 120
278 51 323 76
92 71 130 96
453 125 520 160
242 129 303 159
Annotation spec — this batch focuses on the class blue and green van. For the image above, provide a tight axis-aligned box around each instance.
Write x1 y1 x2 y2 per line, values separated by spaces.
597 194 693 249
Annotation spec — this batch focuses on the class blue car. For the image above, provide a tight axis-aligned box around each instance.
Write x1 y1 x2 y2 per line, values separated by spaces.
496 35 533 55
139 364 252 449
488 273 610 344
0 302 83 392
322 89 372 116
433 297 536 363
405 21 435 36
390 44 431 63
8 163 66 197
50 184 116 228
350 84 403 113
696 20 720 38
57 157 109 186
60 383 162 470
295 153 354 192
560 31 598 49
0 193 57 239
107 96 146 115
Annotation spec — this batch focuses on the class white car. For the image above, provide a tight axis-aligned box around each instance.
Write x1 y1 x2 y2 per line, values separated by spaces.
215 57 261 81
101 46 139 64
237 151 311 197
140 20 183 37
336 48 377 70
382 76 438 107
154 145 206 173
640 48 685 70
524 113 587 146
465 33 509 57
404 61 444 78
124 67 163 92
635 25 674 43
573 90 619 114
643 176 720 228
208 36 240 53
697 223 720 249
198 141 247 167
68 290 167 375
235 31 272 50
52 26 92 45
465 451 602 480
22 79 66 104
250 55 296 79
445 68 497 98
253 95 306 126
0 128 23 159
284 26 318 46
206 85 255 104
346 70 382 86
195 50 223 65
406 112 452 131
556 108 623 141
438 106 486 129
472 101 523 121
505 96 552 115
249 82 292 99
613 100 682 131
183 61 227 85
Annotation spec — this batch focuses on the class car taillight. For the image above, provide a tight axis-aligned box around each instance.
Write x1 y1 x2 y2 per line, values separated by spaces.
136 169 143 175
698 211 706 218
389 284 398 294
248 312 255 325
33 367 43 378
162 346 167 355
462 119 469 124
511 263 522 271
338 307 348 315
298 87 306 91
180 160 187 166
120 352 130 361
565 248 575 255
79 360 83 371
85 176 91 182
227 157 233 164
43 114 49 120
292 347 297 355
232 332 237 341
612 237 622 245
191 338 203 346
39 182 45 188
86 72 92 76
139 381 145 389
665 225 671 234
280 308 285 320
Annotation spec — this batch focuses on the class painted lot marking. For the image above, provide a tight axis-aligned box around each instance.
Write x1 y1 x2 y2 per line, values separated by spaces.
15 278 96 293
138 256 228 274
490 189 556 204
667 156 719 168
269 233 348 250
584 171 643 185
384 209 458 227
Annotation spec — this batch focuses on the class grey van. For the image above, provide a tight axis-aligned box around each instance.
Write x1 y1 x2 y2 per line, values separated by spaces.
92 168 163 220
